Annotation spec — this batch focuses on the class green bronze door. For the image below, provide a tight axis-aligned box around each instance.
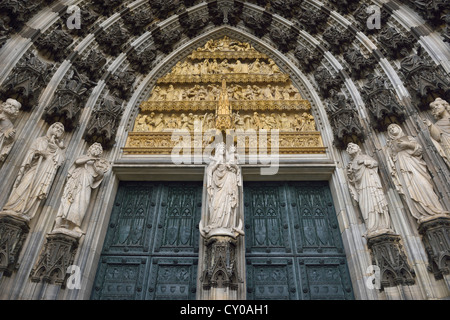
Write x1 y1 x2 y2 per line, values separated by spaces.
91 181 202 300
244 181 354 300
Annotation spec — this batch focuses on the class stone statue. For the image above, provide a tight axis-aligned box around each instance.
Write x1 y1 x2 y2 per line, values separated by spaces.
0 98 21 162
52 143 110 237
346 143 393 236
423 97 450 168
386 123 449 223
1 122 66 221
200 142 244 239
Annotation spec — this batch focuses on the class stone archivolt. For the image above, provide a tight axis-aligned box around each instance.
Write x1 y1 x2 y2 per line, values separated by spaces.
124 37 325 155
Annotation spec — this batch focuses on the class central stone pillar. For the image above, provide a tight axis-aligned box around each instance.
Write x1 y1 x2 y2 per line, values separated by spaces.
197 141 246 300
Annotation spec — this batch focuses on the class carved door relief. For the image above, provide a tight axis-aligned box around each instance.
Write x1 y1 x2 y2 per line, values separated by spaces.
244 181 354 300
91 181 202 300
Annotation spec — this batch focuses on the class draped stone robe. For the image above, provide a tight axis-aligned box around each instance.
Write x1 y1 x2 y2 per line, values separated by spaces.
3 135 65 220
347 153 392 236
427 115 450 168
207 161 242 231
388 132 449 222
55 155 106 230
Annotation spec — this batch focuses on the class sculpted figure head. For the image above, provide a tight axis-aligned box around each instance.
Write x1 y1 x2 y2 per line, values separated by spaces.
88 142 103 157
387 123 403 140
2 99 21 118
429 98 450 119
346 142 361 157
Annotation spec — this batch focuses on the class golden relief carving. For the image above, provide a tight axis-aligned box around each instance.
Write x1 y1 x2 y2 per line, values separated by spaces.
124 37 326 155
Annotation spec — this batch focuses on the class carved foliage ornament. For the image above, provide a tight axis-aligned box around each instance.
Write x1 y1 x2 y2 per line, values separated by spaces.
326 91 365 149
0 214 29 277
35 29 73 62
294 45 323 74
377 27 415 60
242 10 273 38
343 48 376 80
43 68 96 130
366 234 416 290
207 0 243 26
96 24 129 57
400 52 450 109
0 52 53 110
361 75 406 130
30 233 78 286
84 94 124 149
296 7 329 35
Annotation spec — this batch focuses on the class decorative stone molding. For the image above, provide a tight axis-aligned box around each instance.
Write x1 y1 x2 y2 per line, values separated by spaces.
0 214 29 277
150 25 183 54
313 66 342 99
0 52 53 111
361 75 406 131
35 29 73 62
269 25 298 53
96 24 130 57
267 0 302 19
30 232 78 286
294 45 323 74
84 94 124 149
106 69 136 101
418 216 450 281
322 26 355 55
43 67 95 131
296 7 329 35
325 91 365 149
400 51 450 109
126 46 157 75
366 233 416 290
122 8 154 36
179 8 210 39
207 0 243 26
73 49 107 82
200 236 241 291
343 47 377 80
242 9 272 38
377 26 415 60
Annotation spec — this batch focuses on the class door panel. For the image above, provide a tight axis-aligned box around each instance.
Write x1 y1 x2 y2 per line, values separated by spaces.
244 181 354 300
91 181 202 300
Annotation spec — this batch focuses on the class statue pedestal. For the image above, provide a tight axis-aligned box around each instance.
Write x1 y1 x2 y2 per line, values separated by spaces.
418 215 450 288
30 231 79 287
366 232 415 291
199 235 241 300
0 213 30 277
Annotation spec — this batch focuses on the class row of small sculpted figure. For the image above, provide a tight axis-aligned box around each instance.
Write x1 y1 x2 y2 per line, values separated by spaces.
149 84 301 102
134 111 316 132
169 58 281 76
0 99 111 238
346 98 450 237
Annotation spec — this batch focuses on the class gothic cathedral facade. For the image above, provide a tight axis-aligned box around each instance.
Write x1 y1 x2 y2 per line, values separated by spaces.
0 0 449 301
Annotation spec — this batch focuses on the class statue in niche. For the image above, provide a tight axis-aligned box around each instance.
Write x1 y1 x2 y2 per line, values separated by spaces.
1 122 66 221
52 142 110 237
0 98 22 162
346 143 394 237
200 142 244 239
423 97 450 168
386 123 449 223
